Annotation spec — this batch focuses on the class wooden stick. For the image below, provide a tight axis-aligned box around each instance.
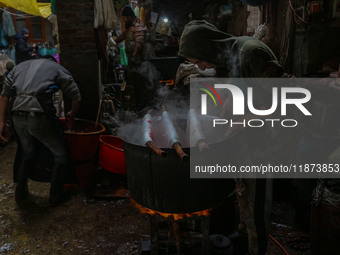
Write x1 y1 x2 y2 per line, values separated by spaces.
95 99 102 127
173 142 189 161
172 221 182 255
95 60 103 127
147 141 167 157
197 139 209 152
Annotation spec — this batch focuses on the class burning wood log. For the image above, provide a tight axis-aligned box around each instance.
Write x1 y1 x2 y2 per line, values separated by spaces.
172 221 182 254
188 109 209 151
162 106 189 161
142 113 166 157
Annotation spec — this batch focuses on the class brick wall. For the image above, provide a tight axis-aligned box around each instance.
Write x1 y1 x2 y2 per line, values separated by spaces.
56 0 99 121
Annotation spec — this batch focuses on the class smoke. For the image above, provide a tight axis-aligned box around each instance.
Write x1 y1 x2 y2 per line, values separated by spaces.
216 47 239 77
119 75 232 148
119 110 225 148
118 116 144 146
118 88 191 146
118 71 192 147
129 57 191 115
118 55 221 148
136 61 161 89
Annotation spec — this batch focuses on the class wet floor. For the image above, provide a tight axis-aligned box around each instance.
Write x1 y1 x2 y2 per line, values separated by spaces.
0 142 150 255
0 142 310 255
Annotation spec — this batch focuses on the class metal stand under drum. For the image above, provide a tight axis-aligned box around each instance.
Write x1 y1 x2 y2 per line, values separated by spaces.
149 214 211 255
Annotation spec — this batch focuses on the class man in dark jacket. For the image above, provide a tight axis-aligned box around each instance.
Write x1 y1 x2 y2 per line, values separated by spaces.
179 20 296 255
14 28 36 64
0 56 81 206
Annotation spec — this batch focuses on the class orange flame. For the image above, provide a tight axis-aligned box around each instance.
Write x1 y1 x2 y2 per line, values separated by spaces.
130 198 211 221
159 80 174 86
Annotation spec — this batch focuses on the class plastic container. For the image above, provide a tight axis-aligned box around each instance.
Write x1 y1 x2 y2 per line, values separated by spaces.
74 161 96 187
98 135 126 174
60 118 106 161
60 118 105 187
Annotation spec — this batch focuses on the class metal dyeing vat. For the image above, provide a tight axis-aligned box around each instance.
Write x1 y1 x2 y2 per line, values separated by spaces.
119 112 234 213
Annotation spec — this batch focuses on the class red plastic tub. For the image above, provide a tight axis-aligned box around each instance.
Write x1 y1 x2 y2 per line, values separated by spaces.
60 118 106 161
74 161 96 187
98 135 126 175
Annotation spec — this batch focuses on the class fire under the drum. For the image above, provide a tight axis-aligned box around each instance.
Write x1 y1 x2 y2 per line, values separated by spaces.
132 199 211 255
149 214 210 255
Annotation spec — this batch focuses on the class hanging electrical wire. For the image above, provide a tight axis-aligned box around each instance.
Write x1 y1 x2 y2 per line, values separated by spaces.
269 234 290 255
288 0 308 27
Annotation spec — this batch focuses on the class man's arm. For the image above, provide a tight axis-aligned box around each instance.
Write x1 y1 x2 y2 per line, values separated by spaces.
56 64 82 129
0 95 9 142
65 96 81 129
115 30 127 44
17 40 33 54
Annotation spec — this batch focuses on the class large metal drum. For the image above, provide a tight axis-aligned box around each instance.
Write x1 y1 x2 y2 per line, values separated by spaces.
119 114 234 213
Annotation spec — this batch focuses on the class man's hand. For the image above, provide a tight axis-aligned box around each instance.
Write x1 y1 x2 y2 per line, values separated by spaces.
65 97 81 130
65 111 75 130
0 121 9 142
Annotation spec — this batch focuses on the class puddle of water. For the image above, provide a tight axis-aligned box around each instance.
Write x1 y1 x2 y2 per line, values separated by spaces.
0 242 15 252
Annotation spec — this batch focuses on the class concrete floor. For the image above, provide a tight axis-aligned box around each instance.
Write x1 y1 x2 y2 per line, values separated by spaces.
0 141 310 255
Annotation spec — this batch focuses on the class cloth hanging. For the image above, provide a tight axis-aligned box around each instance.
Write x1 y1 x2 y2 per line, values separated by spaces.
279 5 294 71
95 26 109 70
2 10 15 37
94 0 104 29
134 6 140 18
140 6 146 24
47 14 58 38
94 0 117 29
120 44 128 66
6 46 15 63
51 0 56 14
102 0 117 29
0 26 8 47
39 47 48 56
46 14 59 53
